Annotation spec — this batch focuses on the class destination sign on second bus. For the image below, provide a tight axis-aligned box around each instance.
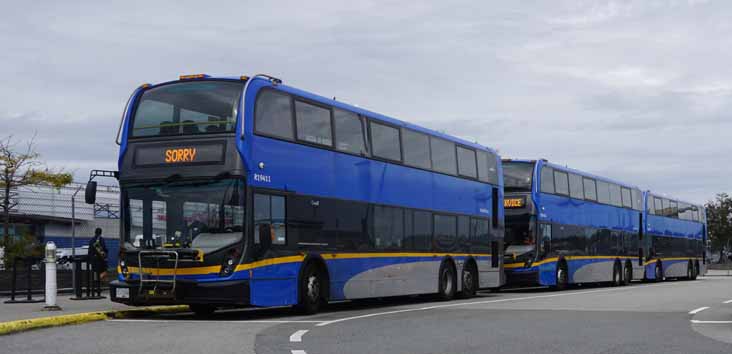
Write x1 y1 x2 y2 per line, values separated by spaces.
504 197 526 209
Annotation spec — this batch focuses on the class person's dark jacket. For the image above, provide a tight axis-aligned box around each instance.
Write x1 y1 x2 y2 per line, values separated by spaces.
88 235 108 273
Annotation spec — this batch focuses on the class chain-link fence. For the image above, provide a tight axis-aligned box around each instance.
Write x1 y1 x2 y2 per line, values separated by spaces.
1 181 120 271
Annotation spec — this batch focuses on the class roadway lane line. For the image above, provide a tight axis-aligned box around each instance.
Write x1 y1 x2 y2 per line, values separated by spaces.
316 283 674 327
289 329 309 342
689 307 710 315
691 320 732 324
108 319 323 324
291 351 307 354
723 299 732 304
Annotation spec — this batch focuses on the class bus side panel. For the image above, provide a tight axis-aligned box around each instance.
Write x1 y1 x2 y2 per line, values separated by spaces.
570 258 615 283
326 256 440 299
538 261 557 286
249 262 301 307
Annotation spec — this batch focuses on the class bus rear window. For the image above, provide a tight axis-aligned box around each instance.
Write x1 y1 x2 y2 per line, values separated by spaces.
131 81 243 137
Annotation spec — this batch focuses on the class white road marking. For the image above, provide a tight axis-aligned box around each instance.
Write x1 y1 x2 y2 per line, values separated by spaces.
289 330 309 343
316 283 674 327
691 320 732 324
688 307 710 315
108 319 323 324
291 351 307 354
723 299 732 304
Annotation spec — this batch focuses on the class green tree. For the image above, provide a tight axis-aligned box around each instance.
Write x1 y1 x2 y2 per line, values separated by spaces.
706 193 732 263
0 135 72 246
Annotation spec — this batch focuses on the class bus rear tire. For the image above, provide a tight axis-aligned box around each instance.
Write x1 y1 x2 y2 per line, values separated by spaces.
622 261 632 286
554 261 569 291
654 261 664 282
686 261 694 280
459 262 478 299
297 262 325 315
692 261 699 280
437 261 457 301
190 304 216 316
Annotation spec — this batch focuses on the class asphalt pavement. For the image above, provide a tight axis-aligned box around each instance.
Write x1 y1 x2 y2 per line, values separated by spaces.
3 277 732 354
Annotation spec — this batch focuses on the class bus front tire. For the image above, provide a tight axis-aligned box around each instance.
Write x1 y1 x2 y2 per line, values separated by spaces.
437 261 457 301
459 262 478 299
554 261 569 291
190 304 216 316
297 263 325 314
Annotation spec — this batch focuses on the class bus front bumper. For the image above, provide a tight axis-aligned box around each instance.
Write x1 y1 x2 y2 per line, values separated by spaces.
109 279 250 306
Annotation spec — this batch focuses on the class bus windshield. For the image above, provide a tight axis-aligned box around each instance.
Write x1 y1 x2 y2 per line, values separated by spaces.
122 179 245 252
503 162 534 192
131 81 244 137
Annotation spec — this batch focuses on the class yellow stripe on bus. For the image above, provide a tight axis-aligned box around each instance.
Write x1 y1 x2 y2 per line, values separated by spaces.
119 252 493 276
506 256 702 269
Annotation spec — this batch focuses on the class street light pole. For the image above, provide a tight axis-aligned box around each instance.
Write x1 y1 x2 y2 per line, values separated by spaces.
70 184 83 294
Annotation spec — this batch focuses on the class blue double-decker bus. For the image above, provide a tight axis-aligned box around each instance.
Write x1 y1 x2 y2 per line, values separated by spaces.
107 74 504 314
502 159 645 288
643 192 707 280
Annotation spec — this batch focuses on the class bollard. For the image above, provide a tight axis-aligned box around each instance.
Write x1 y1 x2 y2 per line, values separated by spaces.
43 242 62 311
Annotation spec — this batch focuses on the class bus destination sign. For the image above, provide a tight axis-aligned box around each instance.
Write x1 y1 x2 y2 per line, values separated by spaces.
504 197 526 209
134 142 225 167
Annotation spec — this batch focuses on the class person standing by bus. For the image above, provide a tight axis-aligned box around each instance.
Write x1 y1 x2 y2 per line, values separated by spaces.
88 228 108 281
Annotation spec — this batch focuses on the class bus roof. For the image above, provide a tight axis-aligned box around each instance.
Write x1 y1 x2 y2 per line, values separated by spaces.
147 75 498 155
503 158 641 191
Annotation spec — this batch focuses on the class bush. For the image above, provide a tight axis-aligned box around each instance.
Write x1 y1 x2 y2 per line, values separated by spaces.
0 233 43 269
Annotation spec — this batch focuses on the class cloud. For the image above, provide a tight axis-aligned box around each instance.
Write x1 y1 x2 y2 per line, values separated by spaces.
0 0 729 204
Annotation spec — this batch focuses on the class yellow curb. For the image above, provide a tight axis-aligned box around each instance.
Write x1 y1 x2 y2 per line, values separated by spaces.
0 305 190 336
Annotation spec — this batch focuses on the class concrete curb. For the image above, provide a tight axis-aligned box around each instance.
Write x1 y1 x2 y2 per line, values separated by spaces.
0 305 190 336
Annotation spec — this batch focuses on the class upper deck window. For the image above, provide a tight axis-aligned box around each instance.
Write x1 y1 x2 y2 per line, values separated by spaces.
456 146 477 178
370 121 402 162
430 137 457 175
478 151 499 185
131 81 243 138
402 129 431 169
609 184 622 207
583 178 597 201
540 166 554 194
553 171 569 196
295 100 333 147
568 173 583 199
596 181 611 204
255 89 294 140
334 109 369 156
621 187 633 208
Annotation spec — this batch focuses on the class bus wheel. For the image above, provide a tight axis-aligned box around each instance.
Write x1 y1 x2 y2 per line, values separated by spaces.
554 261 569 291
437 261 457 301
612 262 622 286
623 262 632 286
686 261 694 280
459 263 478 298
692 261 699 280
654 262 664 282
190 304 216 316
297 263 324 314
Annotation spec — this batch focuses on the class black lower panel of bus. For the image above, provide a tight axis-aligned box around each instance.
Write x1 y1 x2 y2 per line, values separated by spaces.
504 270 539 287
109 279 250 306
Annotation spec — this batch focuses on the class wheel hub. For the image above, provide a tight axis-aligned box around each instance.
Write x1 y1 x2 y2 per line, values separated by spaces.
307 275 319 301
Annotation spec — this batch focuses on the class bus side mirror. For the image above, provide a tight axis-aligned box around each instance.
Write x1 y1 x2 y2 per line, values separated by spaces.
85 181 98 204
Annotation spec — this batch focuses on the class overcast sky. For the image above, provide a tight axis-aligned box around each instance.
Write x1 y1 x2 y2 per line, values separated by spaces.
0 1 729 204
